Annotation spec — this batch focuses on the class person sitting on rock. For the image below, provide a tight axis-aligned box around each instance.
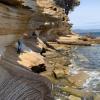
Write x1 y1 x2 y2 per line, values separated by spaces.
17 40 22 54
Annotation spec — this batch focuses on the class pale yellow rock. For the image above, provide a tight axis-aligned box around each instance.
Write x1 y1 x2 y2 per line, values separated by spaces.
57 35 80 42
37 37 46 49
18 51 45 68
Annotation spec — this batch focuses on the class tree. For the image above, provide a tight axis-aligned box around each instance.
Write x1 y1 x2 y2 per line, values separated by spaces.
64 0 80 15
54 0 80 15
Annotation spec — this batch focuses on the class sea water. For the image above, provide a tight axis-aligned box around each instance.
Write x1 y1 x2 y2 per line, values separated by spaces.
71 32 100 92
79 32 100 38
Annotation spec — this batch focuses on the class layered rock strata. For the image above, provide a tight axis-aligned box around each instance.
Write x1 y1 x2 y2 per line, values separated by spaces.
0 0 76 99
0 0 71 46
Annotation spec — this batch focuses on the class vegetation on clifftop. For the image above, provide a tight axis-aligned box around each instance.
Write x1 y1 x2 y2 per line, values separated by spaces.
54 0 80 15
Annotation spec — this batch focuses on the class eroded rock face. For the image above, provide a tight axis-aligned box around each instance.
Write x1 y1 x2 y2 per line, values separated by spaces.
0 0 71 49
0 3 33 35
0 0 72 99
0 0 70 37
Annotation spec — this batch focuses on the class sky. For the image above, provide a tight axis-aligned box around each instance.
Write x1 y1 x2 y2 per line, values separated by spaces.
69 0 100 29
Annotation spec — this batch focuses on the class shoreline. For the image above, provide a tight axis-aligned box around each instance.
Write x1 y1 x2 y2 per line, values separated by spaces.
27 33 100 99
1 34 100 99
40 41 91 99
41 40 100 99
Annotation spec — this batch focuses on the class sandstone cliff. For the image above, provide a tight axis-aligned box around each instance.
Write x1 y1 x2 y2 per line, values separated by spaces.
0 0 80 99
0 0 72 45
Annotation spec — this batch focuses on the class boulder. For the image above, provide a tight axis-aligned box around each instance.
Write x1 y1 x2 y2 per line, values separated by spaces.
53 64 70 79
53 69 66 79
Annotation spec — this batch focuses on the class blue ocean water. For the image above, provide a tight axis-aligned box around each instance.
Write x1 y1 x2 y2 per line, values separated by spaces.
71 32 100 92
79 32 100 37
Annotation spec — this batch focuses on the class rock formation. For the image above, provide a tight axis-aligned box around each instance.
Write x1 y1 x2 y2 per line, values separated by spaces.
0 0 72 45
0 0 80 99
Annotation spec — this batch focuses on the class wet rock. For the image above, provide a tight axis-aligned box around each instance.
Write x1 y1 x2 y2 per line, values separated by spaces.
55 96 69 100
69 95 81 100
68 71 89 87
61 86 94 98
